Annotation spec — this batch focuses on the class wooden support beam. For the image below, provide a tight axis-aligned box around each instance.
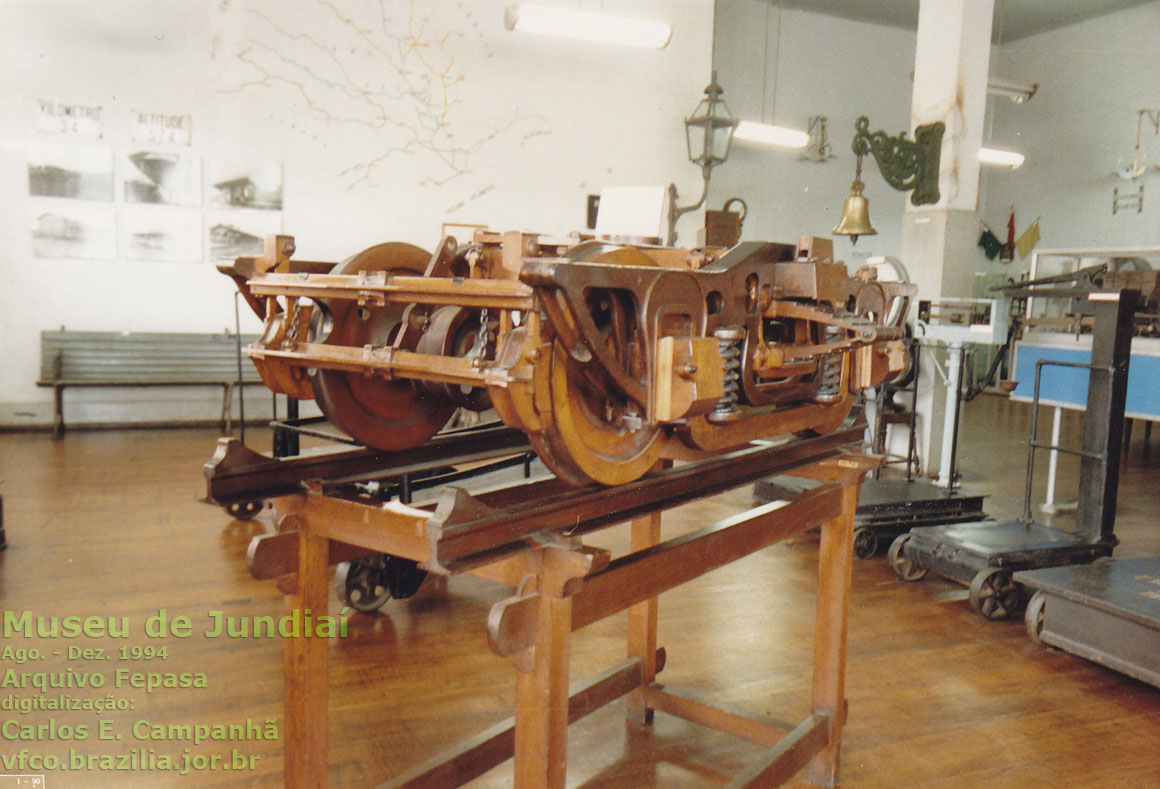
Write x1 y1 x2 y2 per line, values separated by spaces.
256 508 546 591
626 510 662 724
725 714 830 788
204 424 531 505
428 426 860 570
514 592 572 787
272 492 430 563
384 653 664 788
644 686 793 747
572 483 840 630
271 443 870 789
794 455 877 787
247 531 372 579
486 483 843 657
284 528 330 788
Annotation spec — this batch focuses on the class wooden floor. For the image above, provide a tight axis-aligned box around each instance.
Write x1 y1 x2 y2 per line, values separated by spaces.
1 393 1159 787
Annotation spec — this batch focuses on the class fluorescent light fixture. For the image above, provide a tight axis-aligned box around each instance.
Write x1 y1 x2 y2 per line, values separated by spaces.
979 147 1025 168
987 78 1037 103
734 120 809 149
504 4 672 49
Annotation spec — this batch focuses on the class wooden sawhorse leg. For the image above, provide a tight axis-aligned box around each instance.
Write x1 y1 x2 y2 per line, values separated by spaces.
511 546 604 788
266 450 872 789
779 456 874 786
626 510 661 724
808 464 861 786
514 593 573 786
284 527 331 788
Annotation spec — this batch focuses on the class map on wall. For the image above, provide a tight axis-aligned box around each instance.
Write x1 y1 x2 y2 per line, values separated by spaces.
211 0 550 191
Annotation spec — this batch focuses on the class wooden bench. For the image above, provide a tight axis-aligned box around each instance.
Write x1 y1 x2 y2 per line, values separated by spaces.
37 330 264 438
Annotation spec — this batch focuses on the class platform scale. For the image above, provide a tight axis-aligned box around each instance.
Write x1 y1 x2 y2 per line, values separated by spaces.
889 290 1139 620
1013 307 1160 686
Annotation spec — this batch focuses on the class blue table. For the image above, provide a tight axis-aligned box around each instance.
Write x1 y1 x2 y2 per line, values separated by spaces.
1010 333 1160 510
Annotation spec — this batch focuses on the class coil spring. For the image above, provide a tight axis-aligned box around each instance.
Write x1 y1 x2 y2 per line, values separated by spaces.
815 324 844 403
709 328 745 423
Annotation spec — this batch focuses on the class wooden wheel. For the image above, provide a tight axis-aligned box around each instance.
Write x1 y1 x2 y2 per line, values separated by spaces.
310 243 456 450
530 245 665 486
531 339 665 486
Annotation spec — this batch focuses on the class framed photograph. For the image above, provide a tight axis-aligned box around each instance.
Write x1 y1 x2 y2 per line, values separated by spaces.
206 159 283 210
121 206 202 262
31 201 116 259
122 150 201 206
205 208 282 261
27 142 113 201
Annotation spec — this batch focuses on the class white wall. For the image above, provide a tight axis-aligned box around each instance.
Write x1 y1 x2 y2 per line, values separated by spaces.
709 2 918 269
0 0 712 428
979 1 1160 280
713 1 1160 287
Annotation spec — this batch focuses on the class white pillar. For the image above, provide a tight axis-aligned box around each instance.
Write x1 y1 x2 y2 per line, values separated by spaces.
903 0 994 477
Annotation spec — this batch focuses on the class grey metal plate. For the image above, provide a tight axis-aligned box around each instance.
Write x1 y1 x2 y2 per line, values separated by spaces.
857 478 982 509
909 520 1086 556
1029 587 1160 689
1017 556 1160 627
903 520 1113 583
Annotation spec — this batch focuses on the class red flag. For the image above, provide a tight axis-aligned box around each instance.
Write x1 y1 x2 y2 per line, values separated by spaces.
1000 210 1015 263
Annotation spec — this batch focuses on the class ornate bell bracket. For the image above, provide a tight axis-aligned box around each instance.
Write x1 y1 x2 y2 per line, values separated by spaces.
851 115 945 206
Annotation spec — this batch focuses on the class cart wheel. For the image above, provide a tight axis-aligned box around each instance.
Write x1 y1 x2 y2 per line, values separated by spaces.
887 534 927 581
853 527 878 559
1025 589 1046 643
335 557 392 612
225 500 263 520
969 568 1022 620
384 556 427 600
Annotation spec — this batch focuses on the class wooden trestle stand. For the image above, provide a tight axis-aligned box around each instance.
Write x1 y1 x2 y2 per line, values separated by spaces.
247 427 876 788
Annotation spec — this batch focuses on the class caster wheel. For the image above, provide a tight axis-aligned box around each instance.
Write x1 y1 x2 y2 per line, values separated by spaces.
888 534 927 581
853 527 879 559
1025 589 1046 643
335 557 392 612
969 567 1022 620
225 500 263 520
384 556 427 600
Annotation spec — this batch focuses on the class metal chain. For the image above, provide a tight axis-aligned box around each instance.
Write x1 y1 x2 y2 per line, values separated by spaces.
469 306 489 360
286 300 300 344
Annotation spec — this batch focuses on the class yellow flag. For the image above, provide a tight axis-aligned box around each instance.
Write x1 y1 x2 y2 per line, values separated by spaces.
1015 219 1040 260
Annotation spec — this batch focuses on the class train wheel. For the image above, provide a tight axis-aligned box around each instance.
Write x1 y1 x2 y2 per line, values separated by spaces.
310 243 455 449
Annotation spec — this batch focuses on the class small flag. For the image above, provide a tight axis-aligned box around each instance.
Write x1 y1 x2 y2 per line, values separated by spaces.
999 210 1016 262
978 228 1001 260
1015 219 1041 260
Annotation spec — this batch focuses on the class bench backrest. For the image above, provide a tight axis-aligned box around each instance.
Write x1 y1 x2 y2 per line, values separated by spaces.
39 330 264 384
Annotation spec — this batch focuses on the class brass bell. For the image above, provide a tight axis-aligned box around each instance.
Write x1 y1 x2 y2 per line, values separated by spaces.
832 179 877 245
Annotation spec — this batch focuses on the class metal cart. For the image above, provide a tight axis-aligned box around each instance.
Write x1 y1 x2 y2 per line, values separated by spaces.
889 290 1139 619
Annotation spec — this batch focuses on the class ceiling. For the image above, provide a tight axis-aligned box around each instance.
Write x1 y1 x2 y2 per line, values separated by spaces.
775 0 1155 42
